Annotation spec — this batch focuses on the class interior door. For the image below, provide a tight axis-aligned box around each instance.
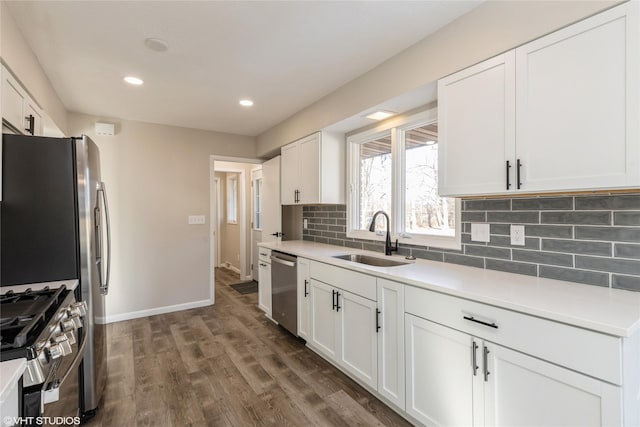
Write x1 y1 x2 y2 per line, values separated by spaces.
261 156 281 242
251 168 263 281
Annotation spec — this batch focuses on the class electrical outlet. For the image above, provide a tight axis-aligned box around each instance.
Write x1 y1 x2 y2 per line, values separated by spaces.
510 225 525 246
188 215 205 225
471 223 490 243
303 219 308 229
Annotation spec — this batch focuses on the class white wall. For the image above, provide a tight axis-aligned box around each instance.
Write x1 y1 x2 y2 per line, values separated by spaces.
0 2 68 134
256 0 618 156
69 113 256 322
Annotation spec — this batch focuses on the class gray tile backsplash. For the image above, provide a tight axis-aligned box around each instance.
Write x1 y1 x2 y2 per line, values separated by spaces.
302 194 640 291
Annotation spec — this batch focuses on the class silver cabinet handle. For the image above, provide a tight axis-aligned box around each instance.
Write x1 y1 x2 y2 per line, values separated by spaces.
270 256 296 267
483 345 490 382
472 340 479 376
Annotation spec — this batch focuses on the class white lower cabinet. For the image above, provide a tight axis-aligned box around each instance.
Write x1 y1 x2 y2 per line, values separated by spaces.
297 257 311 340
484 343 621 427
405 314 474 426
309 277 378 390
405 313 622 427
377 279 405 409
337 289 377 389
257 250 272 316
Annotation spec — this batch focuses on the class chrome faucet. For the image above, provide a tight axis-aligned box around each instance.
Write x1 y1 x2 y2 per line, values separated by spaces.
368 211 398 256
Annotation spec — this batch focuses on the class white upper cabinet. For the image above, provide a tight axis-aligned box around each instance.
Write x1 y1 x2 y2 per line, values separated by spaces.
280 131 345 205
438 1 639 196
438 52 515 196
2 66 44 136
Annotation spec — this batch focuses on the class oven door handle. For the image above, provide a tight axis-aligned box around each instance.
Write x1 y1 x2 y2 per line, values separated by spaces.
270 256 296 267
45 323 89 399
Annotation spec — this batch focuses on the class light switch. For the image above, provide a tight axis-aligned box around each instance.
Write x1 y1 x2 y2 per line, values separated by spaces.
188 215 205 225
471 223 490 243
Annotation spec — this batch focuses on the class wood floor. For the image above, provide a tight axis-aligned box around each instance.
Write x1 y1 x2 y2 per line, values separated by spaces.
84 268 413 427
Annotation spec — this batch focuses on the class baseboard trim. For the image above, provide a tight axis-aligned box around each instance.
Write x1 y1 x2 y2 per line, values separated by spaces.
99 298 214 324
223 262 241 274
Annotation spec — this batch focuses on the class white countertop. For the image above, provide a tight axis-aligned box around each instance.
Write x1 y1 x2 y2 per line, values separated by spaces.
260 240 640 337
0 359 26 403
1 279 79 294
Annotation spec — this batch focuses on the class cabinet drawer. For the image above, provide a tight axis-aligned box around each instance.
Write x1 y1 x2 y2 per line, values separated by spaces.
405 286 622 385
258 248 271 263
309 261 376 301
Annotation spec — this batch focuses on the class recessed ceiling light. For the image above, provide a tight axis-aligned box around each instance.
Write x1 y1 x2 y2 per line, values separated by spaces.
365 110 396 121
239 99 254 107
144 37 169 52
124 76 144 86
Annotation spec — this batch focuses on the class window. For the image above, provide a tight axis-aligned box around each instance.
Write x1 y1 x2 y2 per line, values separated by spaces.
227 174 238 224
347 109 460 249
254 178 262 230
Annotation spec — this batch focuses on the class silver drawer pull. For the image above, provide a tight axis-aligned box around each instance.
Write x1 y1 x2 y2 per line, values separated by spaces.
463 315 498 329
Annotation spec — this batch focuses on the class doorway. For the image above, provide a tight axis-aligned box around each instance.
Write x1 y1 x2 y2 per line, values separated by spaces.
250 167 263 281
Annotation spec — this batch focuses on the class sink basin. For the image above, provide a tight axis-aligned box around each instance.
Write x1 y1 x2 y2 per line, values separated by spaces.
332 254 409 267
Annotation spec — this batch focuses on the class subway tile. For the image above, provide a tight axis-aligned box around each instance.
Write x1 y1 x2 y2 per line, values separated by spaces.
464 199 511 211
539 266 609 287
328 225 345 232
328 212 346 218
541 211 610 225
575 226 640 242
336 219 346 226
614 243 640 260
612 275 640 292
444 253 485 268
614 211 640 226
512 250 573 267
576 256 640 275
465 245 511 260
490 224 511 235
326 238 345 246
541 239 611 256
314 224 328 231
524 225 573 238
487 211 539 224
490 235 540 250
575 195 640 210
344 240 363 250
314 237 329 244
320 231 337 238
485 259 537 276
321 218 338 225
363 242 385 252
461 212 486 222
512 197 573 211
413 250 445 262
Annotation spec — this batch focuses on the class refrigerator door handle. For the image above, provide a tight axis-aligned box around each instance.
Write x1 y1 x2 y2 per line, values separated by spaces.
97 181 111 295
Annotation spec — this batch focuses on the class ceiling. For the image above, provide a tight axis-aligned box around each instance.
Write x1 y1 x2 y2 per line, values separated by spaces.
6 1 481 137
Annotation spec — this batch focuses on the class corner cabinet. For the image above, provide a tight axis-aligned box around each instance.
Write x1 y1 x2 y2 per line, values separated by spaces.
280 131 345 205
2 66 43 136
438 1 639 196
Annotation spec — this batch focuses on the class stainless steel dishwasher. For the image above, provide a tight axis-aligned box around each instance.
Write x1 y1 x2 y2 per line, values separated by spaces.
270 251 298 336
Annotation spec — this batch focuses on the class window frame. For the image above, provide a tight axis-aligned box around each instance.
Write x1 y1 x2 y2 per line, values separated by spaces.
346 108 461 250
227 174 238 225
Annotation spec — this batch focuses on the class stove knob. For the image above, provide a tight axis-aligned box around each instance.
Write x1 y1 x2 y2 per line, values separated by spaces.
61 318 77 332
64 331 77 345
71 301 88 316
48 343 64 360
70 314 83 329
68 306 82 317
51 334 73 356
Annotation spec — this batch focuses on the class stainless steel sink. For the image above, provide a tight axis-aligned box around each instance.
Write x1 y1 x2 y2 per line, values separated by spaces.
332 254 409 267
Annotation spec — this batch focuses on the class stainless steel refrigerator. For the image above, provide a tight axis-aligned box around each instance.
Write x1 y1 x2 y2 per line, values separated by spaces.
1 134 111 420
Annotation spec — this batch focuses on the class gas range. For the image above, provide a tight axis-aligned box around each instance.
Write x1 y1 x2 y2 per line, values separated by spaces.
1 285 87 424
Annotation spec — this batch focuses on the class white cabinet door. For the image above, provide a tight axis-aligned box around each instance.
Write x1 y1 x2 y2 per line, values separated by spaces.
405 314 474 427
280 143 298 205
261 156 281 242
258 261 272 316
2 67 27 133
297 257 311 340
438 52 515 196
310 279 338 359
298 133 320 204
337 289 378 390
515 2 639 192
377 279 405 409
483 342 622 427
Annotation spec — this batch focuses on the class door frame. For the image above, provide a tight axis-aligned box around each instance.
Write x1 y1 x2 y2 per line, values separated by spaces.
250 167 263 281
209 155 261 303
213 177 221 268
